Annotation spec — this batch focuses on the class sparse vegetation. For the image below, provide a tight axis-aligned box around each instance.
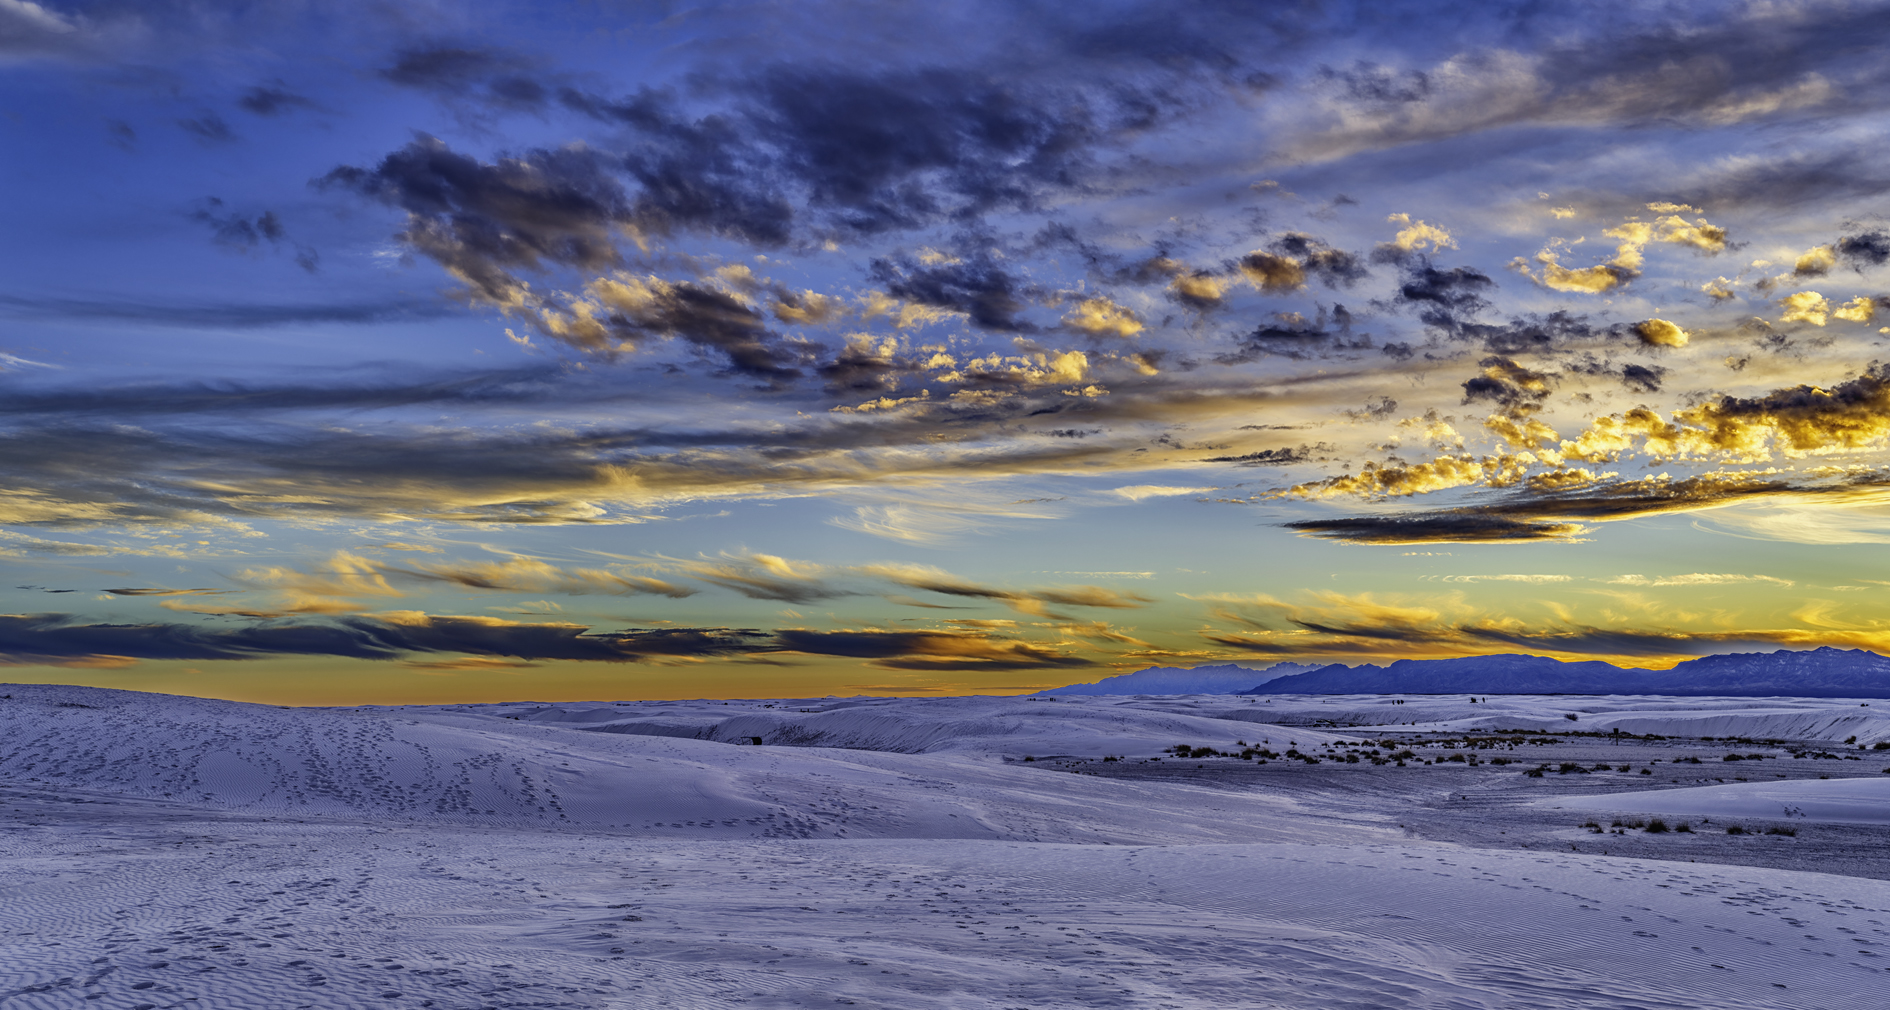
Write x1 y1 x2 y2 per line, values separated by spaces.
1765 826 1797 837
1645 818 1669 833
1726 825 1747 835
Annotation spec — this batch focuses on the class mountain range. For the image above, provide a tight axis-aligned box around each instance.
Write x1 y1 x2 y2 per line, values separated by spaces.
1048 648 1890 698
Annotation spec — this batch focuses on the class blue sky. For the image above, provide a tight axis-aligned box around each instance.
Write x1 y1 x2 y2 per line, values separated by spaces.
7 0 1890 702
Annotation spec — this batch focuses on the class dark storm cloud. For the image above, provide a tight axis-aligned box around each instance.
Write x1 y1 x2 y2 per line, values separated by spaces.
0 612 770 666
1838 232 1890 270
1619 363 1666 394
1200 446 1317 466
1267 233 1368 288
318 136 633 303
581 277 815 383
869 250 1034 331
1461 355 1552 411
1283 514 1587 545
1393 263 1494 335
1218 305 1358 363
1460 312 1599 355
380 45 550 114
816 340 920 395
0 611 1103 671
1283 472 1857 546
1303 3 1890 160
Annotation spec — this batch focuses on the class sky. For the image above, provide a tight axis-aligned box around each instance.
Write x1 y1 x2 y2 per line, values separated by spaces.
7 0 1890 704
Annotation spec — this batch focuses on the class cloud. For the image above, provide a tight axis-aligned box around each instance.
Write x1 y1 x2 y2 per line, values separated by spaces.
238 84 316 116
771 627 1095 671
1109 485 1216 502
1461 356 1552 412
1061 297 1144 337
319 135 633 306
403 557 696 599
0 611 766 666
1371 213 1454 264
1281 470 1887 546
1395 263 1493 333
1632 318 1688 348
177 114 236 144
0 293 454 329
1514 213 1727 294
1435 574 1572 583
1199 446 1318 466
669 553 844 604
1837 232 1890 270
1285 514 1591 544
1286 452 1532 500
856 562 1151 617
869 250 1033 331
1607 573 1794 587
379 45 550 115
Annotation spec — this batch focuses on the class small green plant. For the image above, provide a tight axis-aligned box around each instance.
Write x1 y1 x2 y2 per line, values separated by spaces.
1645 818 1670 833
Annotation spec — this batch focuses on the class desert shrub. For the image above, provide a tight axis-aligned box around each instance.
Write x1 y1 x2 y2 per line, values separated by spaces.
1557 762 1588 775
1645 819 1669 833
1616 765 1630 772
1524 766 1545 778
1592 763 1610 772
1490 757 1510 766
1723 754 1744 762
1564 713 1579 721
1675 823 1693 833
1765 825 1797 836
1846 736 1857 744
1640 768 1652 775
1023 756 1035 762
1445 753 1466 763
1726 825 1746 835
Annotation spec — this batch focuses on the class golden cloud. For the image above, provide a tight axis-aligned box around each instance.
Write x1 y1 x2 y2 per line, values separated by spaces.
1632 318 1688 347
1062 297 1145 337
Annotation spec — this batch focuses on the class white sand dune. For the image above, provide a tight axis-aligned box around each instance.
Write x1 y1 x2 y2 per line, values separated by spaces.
4 684 1890 1009
1547 776 1890 826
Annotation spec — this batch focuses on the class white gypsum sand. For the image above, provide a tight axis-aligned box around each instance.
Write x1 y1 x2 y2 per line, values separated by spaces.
3 685 1889 1009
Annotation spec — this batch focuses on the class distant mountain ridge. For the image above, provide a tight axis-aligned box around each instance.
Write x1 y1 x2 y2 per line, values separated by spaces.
1239 647 1890 698
1041 662 1319 695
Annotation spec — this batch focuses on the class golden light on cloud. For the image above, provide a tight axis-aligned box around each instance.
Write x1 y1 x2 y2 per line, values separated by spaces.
1632 318 1689 347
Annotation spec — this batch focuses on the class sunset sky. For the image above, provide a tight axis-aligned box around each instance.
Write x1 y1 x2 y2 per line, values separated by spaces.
7 0 1890 703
